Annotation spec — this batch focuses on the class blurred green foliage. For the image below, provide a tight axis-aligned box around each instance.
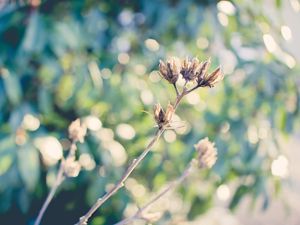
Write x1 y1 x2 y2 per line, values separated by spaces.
0 0 299 225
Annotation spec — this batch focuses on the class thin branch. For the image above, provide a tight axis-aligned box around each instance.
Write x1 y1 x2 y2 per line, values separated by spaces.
75 93 187 225
186 84 200 94
34 142 77 225
173 83 179 96
75 129 164 225
114 162 193 225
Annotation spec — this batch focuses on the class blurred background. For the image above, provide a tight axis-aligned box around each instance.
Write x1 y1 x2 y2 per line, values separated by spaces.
0 0 299 225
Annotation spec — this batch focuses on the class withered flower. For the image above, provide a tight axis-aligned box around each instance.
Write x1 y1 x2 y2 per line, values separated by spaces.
194 137 217 168
196 58 223 87
154 103 165 126
64 156 81 177
68 119 87 143
205 67 224 87
153 103 174 129
180 57 203 81
164 103 175 123
159 57 180 84
196 58 211 82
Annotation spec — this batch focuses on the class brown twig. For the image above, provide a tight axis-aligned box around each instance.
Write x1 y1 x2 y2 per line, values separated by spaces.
114 162 193 225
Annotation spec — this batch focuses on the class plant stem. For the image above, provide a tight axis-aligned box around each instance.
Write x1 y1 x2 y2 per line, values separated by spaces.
34 142 77 225
173 83 179 96
75 128 164 225
75 92 187 225
186 84 200 94
114 162 193 225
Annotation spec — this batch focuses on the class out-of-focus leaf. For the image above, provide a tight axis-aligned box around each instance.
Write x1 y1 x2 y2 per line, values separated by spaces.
275 0 282 8
187 195 212 220
17 144 40 191
0 189 12 212
21 11 45 53
2 71 21 105
90 216 105 225
17 188 30 213
0 154 13 176
229 184 251 210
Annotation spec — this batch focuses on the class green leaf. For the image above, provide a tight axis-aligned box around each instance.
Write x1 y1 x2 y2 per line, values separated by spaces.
2 71 21 105
17 144 40 191
21 11 45 53
229 185 251 210
0 154 13 176
17 188 30 213
275 0 282 8
188 195 212 220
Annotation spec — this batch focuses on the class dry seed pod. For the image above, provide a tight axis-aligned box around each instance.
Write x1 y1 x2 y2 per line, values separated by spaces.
164 103 174 123
205 67 224 87
196 58 211 84
181 57 203 81
69 119 87 143
153 103 165 126
64 157 81 177
194 137 217 168
153 103 175 129
159 57 180 84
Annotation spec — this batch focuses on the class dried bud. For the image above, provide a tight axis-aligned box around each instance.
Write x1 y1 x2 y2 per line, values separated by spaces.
194 137 217 168
196 58 223 87
164 103 174 123
153 103 174 129
159 57 180 84
181 57 203 81
64 157 81 177
205 67 224 87
154 103 165 126
68 119 87 143
196 58 211 83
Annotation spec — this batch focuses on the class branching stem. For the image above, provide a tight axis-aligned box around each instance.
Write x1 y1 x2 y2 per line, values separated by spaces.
75 92 187 225
114 162 193 225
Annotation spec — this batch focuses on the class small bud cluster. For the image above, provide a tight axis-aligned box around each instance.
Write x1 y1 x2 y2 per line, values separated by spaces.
194 137 217 168
153 103 174 129
68 119 87 143
159 57 223 88
65 119 87 178
63 156 81 177
159 58 180 84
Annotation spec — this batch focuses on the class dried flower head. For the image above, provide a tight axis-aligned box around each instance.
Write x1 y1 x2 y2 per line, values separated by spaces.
153 103 174 129
159 56 223 88
196 58 224 87
154 103 165 126
196 58 211 83
180 57 203 81
68 119 87 143
159 57 180 84
64 156 81 177
205 67 224 87
194 137 217 168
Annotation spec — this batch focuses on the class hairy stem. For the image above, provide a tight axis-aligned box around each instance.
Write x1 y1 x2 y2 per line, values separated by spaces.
114 162 193 225
34 142 77 225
